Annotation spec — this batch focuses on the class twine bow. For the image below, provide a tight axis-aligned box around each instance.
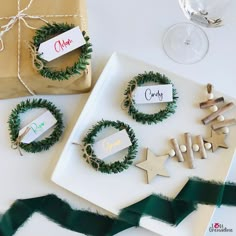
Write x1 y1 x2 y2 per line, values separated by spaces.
11 127 31 156
71 143 100 170
83 143 93 164
121 79 138 110
28 44 44 70
83 144 101 170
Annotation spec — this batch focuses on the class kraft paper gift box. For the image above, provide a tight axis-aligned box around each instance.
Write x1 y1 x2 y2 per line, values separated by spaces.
0 0 92 99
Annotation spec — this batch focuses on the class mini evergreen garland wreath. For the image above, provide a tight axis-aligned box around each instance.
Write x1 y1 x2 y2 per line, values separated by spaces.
82 120 138 174
8 99 64 155
31 22 92 81
123 71 178 125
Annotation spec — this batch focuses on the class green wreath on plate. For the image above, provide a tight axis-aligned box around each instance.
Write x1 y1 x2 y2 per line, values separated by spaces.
82 120 138 174
31 22 92 81
123 71 178 125
8 99 64 155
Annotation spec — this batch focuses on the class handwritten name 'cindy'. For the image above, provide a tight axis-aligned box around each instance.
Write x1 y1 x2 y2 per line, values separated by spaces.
54 39 73 53
145 88 163 101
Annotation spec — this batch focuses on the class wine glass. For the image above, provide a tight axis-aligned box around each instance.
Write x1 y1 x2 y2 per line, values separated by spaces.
162 0 232 64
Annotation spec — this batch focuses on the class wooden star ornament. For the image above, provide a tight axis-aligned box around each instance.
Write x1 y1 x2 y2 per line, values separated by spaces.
136 148 169 184
204 129 228 152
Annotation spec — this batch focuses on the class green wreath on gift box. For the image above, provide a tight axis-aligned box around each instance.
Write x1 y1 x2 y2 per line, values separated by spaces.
31 22 92 81
82 120 138 174
123 71 178 125
8 99 64 155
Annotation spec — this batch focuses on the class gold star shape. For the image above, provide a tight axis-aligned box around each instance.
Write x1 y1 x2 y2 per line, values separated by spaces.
136 148 169 184
204 129 228 152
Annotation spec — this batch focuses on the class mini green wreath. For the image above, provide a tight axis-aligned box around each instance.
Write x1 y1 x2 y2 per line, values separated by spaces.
8 99 64 155
31 22 92 81
123 71 178 125
82 120 138 174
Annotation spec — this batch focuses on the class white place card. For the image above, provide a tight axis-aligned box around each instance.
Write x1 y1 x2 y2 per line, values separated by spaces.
134 84 173 104
93 129 132 160
38 26 86 62
19 111 57 144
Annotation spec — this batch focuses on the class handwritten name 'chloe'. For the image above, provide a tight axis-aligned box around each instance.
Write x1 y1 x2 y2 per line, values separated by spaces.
103 139 121 153
54 39 73 53
145 88 163 101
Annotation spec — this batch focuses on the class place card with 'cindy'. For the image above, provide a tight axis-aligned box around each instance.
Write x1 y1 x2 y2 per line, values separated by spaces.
19 111 57 144
38 26 86 62
93 129 132 160
134 84 173 104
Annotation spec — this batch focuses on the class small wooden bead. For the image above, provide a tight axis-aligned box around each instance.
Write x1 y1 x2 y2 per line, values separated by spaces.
217 115 225 122
207 93 214 100
180 145 187 153
192 144 200 152
210 105 218 112
222 127 229 134
205 142 212 150
168 149 176 157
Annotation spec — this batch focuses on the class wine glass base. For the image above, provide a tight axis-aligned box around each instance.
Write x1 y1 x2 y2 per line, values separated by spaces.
163 22 209 64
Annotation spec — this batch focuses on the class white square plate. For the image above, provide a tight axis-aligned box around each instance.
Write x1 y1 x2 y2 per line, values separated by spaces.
52 53 236 236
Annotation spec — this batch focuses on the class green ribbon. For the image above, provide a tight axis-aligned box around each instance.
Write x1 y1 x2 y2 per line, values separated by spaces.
1 177 236 236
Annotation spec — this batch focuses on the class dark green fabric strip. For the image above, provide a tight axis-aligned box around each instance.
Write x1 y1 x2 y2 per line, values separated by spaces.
0 201 34 236
169 199 197 225
1 178 236 236
176 178 225 206
20 195 132 236
119 194 197 226
221 182 236 206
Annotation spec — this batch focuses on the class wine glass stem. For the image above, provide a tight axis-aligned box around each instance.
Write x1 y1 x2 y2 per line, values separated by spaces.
183 26 198 46
184 39 191 45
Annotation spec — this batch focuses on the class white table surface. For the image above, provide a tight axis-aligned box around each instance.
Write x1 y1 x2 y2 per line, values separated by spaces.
1 0 236 236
